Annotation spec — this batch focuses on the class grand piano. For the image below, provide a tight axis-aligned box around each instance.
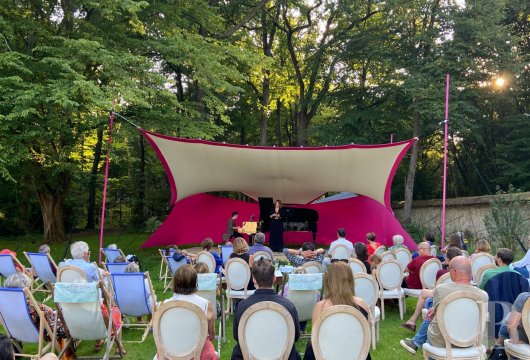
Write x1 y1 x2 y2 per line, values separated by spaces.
258 197 319 243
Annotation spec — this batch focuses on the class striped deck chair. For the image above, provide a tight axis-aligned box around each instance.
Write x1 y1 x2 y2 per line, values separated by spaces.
55 266 125 360
0 287 56 359
101 248 125 263
0 253 30 286
110 272 157 343
163 256 188 292
24 252 58 301
104 262 129 274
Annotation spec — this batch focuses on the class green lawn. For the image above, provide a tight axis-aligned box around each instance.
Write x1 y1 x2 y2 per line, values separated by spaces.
1 232 425 359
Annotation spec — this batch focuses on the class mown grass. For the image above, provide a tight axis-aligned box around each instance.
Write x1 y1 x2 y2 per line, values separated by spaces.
0 232 425 359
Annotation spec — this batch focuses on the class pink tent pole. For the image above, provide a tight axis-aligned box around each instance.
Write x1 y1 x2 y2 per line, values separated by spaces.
98 111 114 264
441 74 450 249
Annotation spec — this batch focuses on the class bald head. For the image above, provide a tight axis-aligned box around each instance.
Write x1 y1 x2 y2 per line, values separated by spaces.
448 256 472 283
417 242 432 257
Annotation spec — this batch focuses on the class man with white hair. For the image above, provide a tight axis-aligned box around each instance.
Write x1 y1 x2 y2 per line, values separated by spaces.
248 232 274 259
59 241 99 282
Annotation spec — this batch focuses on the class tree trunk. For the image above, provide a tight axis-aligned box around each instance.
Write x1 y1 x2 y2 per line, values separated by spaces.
259 72 270 146
275 99 282 146
296 110 309 146
403 111 420 222
86 126 104 229
38 191 66 243
133 134 146 225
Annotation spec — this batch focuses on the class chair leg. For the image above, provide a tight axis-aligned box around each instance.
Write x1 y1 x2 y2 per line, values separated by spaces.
371 323 376 350
381 297 385 320
399 297 404 320
376 321 380 341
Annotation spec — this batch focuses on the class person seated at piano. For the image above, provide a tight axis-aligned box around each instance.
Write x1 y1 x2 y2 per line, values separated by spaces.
223 211 244 243
269 200 286 252
248 232 274 260
282 242 325 268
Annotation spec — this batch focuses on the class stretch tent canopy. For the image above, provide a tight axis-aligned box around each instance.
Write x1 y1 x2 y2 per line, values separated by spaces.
142 130 416 209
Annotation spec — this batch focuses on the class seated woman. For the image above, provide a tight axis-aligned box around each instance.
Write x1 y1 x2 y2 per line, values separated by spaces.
124 262 155 323
354 242 372 274
469 239 491 261
388 235 407 251
229 237 255 290
155 265 218 360
366 232 382 256
303 262 371 360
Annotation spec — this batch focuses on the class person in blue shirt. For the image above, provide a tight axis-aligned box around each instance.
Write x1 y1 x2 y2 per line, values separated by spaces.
59 241 100 282
202 237 223 274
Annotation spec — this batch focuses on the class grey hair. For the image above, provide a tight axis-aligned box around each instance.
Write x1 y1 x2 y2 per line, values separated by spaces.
5 273 32 288
38 244 50 254
70 241 89 259
254 232 266 244
107 244 118 250
124 262 140 273
392 235 404 246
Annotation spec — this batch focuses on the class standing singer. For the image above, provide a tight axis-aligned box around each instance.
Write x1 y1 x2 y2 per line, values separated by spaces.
269 200 285 252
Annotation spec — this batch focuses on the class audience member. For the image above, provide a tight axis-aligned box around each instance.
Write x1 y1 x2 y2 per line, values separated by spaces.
479 248 518 289
366 232 382 256
493 291 530 354
59 241 100 282
193 262 210 274
283 242 324 267
511 235 530 277
0 249 24 272
327 228 354 258
403 242 434 289
412 232 435 259
158 265 217 360
38 244 51 254
469 239 491 261
201 237 223 274
230 237 255 290
248 232 274 259
231 259 301 360
303 262 371 360
354 242 372 274
388 235 407 251
124 262 155 323
107 244 118 250
400 246 461 332
113 255 127 263
399 256 488 354
441 233 464 254
0 333 14 360
369 254 382 273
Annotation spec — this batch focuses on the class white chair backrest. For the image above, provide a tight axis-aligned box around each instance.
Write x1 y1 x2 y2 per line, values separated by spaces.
196 251 216 273
376 260 403 290
374 246 386 256
0 254 18 279
437 291 486 349
331 245 350 260
461 250 470 258
349 258 367 274
196 273 218 318
238 301 295 360
300 261 323 274
286 273 323 322
394 248 412 271
435 272 453 287
111 272 153 317
253 251 272 261
311 305 371 360
225 258 251 291
0 288 40 343
166 256 188 275
102 248 124 263
25 252 56 284
420 258 442 289
153 300 207 360
57 265 88 283
105 262 129 274
380 251 395 261
474 263 497 285
430 245 438 257
353 273 379 309
219 245 233 265
471 253 496 278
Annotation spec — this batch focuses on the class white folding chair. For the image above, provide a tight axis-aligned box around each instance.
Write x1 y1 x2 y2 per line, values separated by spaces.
104 262 129 274
0 287 56 359
24 252 57 300
224 258 255 314
394 248 412 271
55 267 124 360
422 291 487 359
164 256 189 292
218 245 233 265
101 248 125 263
0 253 30 286
111 272 157 343
375 259 405 320
349 258 367 274
196 251 217 273
354 273 381 350
197 273 225 354
152 300 208 360
470 253 496 283
380 251 396 261
374 246 386 256
238 301 295 360
330 244 350 260
474 263 497 286
435 272 453 286
404 258 442 298
286 273 323 339
311 305 371 360
252 251 272 261
505 297 530 360
300 261 323 274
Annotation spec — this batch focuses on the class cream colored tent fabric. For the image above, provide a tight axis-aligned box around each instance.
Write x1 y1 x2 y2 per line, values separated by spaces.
143 131 415 208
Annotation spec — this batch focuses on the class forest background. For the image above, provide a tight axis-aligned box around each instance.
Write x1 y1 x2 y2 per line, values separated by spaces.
0 0 528 244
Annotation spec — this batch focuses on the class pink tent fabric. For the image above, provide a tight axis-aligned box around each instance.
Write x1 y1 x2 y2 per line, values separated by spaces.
141 193 417 250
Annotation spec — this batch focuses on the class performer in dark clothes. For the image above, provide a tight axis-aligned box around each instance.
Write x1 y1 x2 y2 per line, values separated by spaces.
269 200 285 252
224 211 244 242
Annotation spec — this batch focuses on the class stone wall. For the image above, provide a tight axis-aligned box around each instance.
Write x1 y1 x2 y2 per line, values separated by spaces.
393 192 530 241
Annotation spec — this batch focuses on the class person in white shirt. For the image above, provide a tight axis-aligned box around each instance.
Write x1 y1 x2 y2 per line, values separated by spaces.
322 228 354 267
